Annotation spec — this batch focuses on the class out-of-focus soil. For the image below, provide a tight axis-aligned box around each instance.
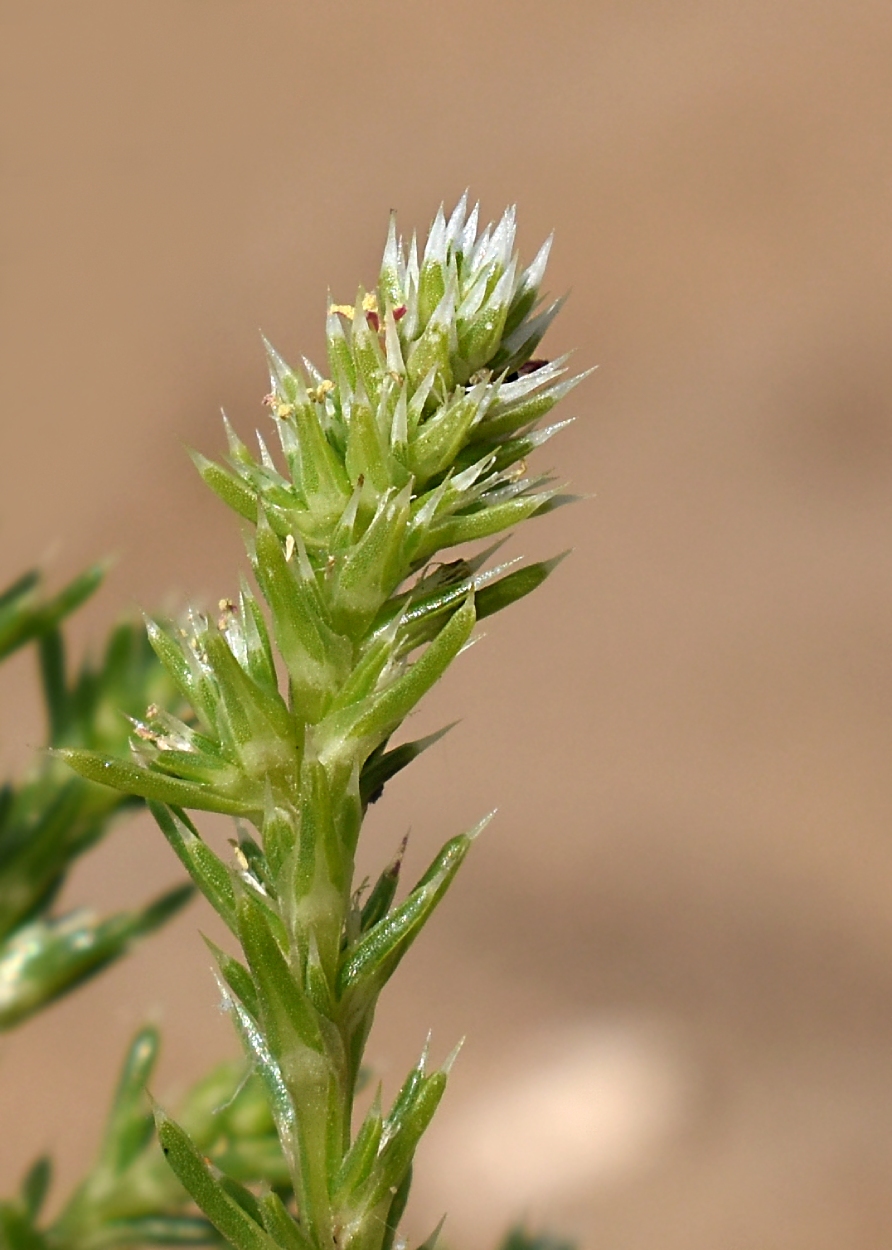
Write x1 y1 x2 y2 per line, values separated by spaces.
3 3 892 1245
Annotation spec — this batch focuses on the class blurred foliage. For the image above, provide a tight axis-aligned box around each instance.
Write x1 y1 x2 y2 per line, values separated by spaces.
0 1027 292 1250
498 1230 576 1250
0 565 191 1029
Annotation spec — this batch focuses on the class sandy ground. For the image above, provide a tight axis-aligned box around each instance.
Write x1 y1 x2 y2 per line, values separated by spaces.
3 2 892 1246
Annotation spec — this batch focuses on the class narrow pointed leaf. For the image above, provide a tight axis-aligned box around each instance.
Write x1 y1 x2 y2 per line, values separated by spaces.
192 452 259 524
236 889 326 1055
154 1110 281 1250
93 1216 217 1245
0 886 192 1030
358 724 455 807
257 1191 314 1250
331 1096 382 1202
370 1073 446 1207
19 1159 52 1221
358 839 405 934
337 832 472 1000
379 1163 413 1250
474 554 568 622
150 804 239 934
58 750 253 816
204 937 260 1020
97 1027 160 1175
332 598 475 757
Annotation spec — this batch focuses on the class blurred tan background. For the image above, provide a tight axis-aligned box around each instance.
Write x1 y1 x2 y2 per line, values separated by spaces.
3 1 892 1246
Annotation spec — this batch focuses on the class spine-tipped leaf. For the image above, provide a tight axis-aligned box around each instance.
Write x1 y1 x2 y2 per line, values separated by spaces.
337 831 475 1004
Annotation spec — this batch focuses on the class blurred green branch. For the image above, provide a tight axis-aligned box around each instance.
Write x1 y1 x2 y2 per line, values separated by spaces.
0 565 190 1028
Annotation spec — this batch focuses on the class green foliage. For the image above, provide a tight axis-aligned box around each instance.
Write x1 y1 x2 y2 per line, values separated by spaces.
1 1027 293 1250
62 199 583 1250
0 566 104 665
498 1229 577 1250
0 568 191 1029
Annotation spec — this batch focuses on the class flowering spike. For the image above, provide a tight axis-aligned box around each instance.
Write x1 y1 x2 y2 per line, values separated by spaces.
61 198 589 1250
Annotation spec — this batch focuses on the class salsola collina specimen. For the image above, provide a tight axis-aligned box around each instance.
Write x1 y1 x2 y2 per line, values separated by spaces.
62 196 588 1250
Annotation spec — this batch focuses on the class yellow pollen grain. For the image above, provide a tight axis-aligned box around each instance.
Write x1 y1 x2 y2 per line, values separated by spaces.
309 379 334 403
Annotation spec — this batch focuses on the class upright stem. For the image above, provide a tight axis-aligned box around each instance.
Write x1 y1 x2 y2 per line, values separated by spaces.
60 197 585 1250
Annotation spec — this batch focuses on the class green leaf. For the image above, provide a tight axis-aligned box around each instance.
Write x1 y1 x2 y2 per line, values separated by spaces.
0 1203 50 1250
408 388 480 484
202 634 297 772
406 278 455 392
37 629 68 745
358 839 405 934
331 1092 382 1203
37 564 106 636
358 724 455 808
259 804 298 884
344 393 392 494
236 889 325 1056
326 308 357 394
225 995 300 1194
19 1159 52 1222
154 1110 281 1250
204 937 260 1020
144 618 207 720
417 208 448 328
267 370 351 520
329 486 411 636
377 215 403 311
150 805 239 935
349 299 386 407
337 826 480 1003
239 583 279 696
497 1229 576 1250
215 1175 264 1227
192 452 259 525
474 372 581 444
383 1050 427 1134
379 1163 412 1250
424 491 555 555
0 569 38 614
0 887 193 1030
368 1072 446 1208
58 749 253 815
88 1215 218 1245
323 598 475 763
474 554 568 622
256 1191 314 1250
252 514 350 723
459 273 513 372
96 1027 160 1176
0 564 105 663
